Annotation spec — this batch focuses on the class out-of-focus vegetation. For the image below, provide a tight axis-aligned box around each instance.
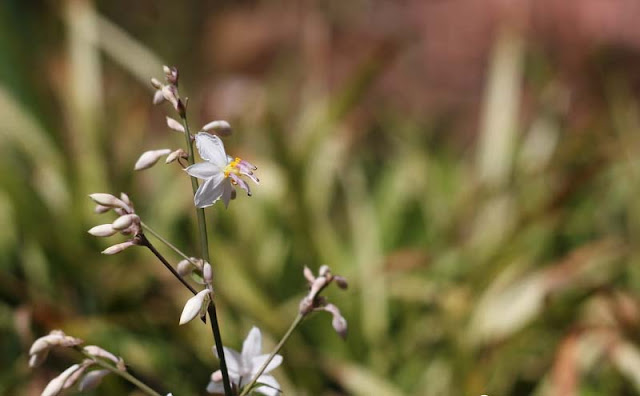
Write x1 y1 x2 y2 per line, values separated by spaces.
4 1 640 395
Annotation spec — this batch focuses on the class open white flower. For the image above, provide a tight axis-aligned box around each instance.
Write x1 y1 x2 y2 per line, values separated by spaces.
185 132 259 208
207 327 282 395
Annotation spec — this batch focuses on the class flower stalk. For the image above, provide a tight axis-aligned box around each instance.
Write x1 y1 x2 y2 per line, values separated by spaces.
74 346 162 396
180 111 233 396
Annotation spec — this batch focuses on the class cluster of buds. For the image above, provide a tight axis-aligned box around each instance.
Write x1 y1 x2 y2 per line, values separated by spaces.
88 193 141 255
29 330 125 396
151 65 183 115
299 265 348 339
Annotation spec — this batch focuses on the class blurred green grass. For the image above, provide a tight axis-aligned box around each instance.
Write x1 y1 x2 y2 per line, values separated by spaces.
3 1 640 395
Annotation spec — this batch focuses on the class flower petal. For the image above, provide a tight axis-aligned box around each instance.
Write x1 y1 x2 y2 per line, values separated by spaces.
194 173 226 208
251 354 283 375
195 133 228 168
253 375 281 396
214 346 243 377
185 162 222 180
242 327 262 363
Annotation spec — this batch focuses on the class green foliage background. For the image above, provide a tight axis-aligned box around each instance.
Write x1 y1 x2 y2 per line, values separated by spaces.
3 1 640 395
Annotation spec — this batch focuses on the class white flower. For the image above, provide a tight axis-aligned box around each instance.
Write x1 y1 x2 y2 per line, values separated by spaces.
185 133 259 208
207 327 282 395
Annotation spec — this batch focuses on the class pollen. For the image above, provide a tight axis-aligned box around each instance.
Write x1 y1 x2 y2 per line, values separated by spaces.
223 157 242 178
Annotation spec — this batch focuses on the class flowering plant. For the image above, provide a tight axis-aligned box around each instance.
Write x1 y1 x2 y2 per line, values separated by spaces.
28 66 347 396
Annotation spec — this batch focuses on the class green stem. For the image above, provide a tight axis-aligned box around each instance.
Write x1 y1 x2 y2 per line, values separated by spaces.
239 314 305 396
141 221 196 264
75 347 162 396
139 233 197 295
181 113 233 396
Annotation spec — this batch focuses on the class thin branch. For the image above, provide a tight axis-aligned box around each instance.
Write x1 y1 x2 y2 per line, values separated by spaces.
138 233 197 295
75 346 163 396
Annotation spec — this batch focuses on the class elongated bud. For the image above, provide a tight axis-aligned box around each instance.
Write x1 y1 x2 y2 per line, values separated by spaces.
303 266 315 283
134 149 172 171
153 90 164 105
179 289 210 325
83 345 120 364
166 117 185 133
318 265 331 277
202 120 232 136
119 192 132 207
334 275 348 289
203 263 213 284
41 364 81 396
166 149 188 164
94 204 110 214
112 214 138 231
89 193 128 210
78 369 110 392
102 241 135 255
150 78 163 89
63 364 88 389
177 259 194 276
323 304 348 339
88 224 117 237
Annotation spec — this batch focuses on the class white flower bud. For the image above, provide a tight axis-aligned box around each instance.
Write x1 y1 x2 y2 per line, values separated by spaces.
166 149 188 164
63 364 88 389
318 265 331 277
83 345 120 365
162 65 171 75
202 120 232 136
78 369 110 392
179 289 210 325
102 241 135 255
29 330 83 367
166 117 185 133
112 214 139 231
203 263 213 284
134 149 172 171
303 266 315 283
88 193 128 210
177 259 194 277
150 78 163 89
88 224 117 237
94 204 110 214
153 89 165 105
119 192 132 207
41 364 81 396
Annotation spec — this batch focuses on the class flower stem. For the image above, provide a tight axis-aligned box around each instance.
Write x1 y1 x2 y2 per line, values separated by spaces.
139 233 197 295
140 220 197 265
75 346 162 396
239 314 305 396
180 112 233 396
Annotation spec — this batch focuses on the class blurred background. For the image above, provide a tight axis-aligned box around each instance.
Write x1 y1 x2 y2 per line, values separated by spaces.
4 0 640 395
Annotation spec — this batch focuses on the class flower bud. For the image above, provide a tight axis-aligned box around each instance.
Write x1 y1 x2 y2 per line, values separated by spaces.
166 117 185 133
303 266 315 283
94 204 110 214
41 364 81 396
63 364 88 389
318 265 331 277
134 149 172 171
119 192 132 207
203 263 213 284
334 275 349 290
323 304 348 339
202 120 232 136
112 214 139 231
177 259 194 277
153 89 164 105
150 78 163 89
89 193 128 210
83 345 120 365
179 289 210 325
166 149 188 164
102 241 135 255
78 369 110 392
88 224 117 237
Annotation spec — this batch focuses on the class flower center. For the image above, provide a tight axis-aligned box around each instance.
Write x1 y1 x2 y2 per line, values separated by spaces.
223 157 242 179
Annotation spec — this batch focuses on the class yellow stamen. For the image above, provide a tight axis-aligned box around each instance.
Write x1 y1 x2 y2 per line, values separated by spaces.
223 157 242 178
